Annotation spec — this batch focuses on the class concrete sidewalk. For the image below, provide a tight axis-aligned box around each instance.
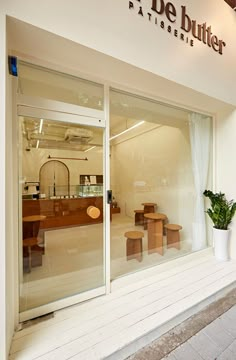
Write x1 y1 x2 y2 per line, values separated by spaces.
128 288 236 360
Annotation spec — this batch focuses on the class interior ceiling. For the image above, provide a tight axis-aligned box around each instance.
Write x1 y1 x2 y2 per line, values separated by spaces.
20 71 190 152
21 86 190 152
22 118 104 152
110 90 189 135
22 96 189 152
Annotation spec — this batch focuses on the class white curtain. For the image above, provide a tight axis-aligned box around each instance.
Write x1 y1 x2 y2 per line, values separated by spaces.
189 113 211 251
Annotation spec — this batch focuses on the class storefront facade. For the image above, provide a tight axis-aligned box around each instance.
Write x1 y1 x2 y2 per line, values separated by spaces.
0 1 236 359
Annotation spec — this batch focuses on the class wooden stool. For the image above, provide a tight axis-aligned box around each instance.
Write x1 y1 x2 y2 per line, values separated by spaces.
23 237 43 273
23 215 46 253
142 203 157 230
164 224 182 250
134 210 144 226
125 231 144 262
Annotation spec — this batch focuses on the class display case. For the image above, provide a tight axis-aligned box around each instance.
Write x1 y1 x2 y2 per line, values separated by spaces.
77 184 103 197
48 185 70 198
48 184 103 198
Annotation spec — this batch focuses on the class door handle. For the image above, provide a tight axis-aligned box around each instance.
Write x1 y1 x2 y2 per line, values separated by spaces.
107 190 112 204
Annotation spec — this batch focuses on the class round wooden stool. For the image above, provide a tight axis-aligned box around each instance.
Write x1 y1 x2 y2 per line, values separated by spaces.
23 214 46 254
23 215 46 236
87 206 101 219
164 224 182 250
125 230 144 262
134 210 144 226
142 203 157 230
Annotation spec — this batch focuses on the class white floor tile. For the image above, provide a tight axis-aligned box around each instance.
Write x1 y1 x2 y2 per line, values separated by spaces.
218 315 236 338
216 347 235 360
188 332 222 360
228 339 236 354
171 342 203 360
203 318 234 351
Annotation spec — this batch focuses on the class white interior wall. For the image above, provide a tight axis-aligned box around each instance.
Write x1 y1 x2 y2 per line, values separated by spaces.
22 146 103 191
111 124 194 242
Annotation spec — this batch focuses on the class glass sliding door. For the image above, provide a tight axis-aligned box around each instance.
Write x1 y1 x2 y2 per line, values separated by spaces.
109 89 213 280
18 113 106 320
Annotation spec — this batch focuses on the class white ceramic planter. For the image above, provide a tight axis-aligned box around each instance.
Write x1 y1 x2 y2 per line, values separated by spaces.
213 228 230 261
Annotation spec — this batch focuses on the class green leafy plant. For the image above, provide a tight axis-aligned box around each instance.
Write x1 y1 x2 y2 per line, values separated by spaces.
203 190 236 230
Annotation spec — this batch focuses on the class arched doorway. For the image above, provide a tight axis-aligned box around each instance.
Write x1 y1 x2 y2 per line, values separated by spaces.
39 160 69 198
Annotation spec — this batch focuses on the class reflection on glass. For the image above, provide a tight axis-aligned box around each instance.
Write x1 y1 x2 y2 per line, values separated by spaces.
18 62 104 110
19 116 104 313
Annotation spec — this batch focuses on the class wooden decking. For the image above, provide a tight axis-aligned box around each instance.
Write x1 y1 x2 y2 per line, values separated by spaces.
9 248 236 360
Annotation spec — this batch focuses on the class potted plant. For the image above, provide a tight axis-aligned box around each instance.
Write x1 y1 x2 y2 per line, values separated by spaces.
203 189 236 261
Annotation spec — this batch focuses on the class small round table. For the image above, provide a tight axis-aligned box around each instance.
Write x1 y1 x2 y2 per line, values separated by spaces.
144 213 167 255
142 203 157 230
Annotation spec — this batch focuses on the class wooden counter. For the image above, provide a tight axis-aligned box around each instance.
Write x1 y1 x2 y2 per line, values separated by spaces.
22 197 104 231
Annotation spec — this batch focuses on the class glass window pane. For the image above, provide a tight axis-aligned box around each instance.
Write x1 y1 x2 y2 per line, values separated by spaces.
110 88 213 280
18 62 104 110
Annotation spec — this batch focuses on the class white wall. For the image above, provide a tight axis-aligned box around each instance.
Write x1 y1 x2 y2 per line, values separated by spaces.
216 109 236 259
22 146 103 191
2 0 236 106
111 124 194 242
6 17 233 116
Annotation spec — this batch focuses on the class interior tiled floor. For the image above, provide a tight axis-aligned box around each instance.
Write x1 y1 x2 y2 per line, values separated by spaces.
20 214 191 312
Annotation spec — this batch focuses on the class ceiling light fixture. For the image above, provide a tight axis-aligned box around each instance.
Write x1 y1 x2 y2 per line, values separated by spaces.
39 118 44 134
84 146 96 152
109 120 145 141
